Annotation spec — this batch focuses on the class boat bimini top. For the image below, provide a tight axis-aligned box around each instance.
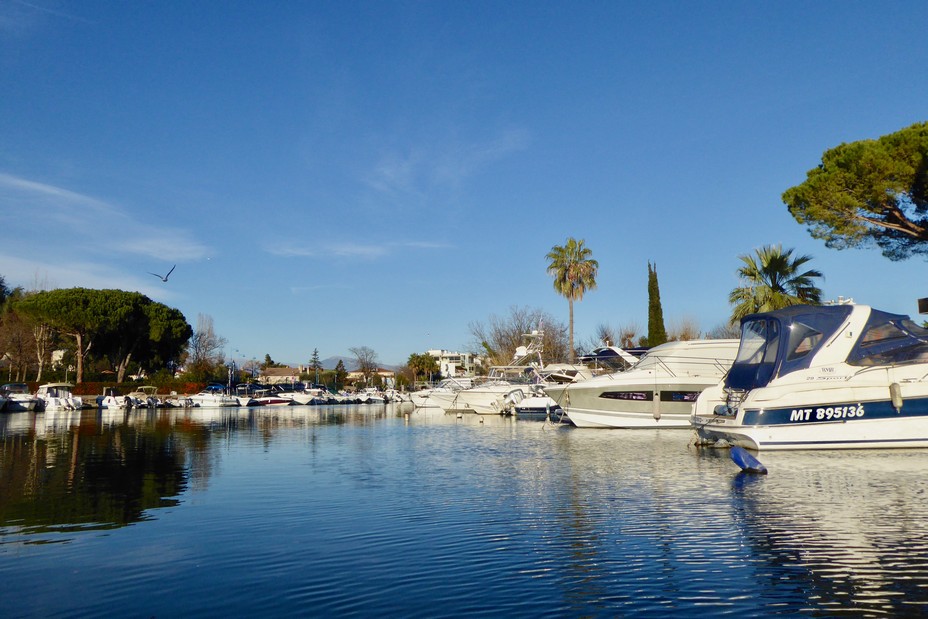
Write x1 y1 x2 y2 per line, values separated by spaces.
725 304 928 392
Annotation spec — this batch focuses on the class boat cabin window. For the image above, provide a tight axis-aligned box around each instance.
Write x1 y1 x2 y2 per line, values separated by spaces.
848 311 928 366
785 321 823 361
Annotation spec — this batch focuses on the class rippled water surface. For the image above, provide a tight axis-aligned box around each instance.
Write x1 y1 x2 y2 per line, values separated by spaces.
2 404 928 617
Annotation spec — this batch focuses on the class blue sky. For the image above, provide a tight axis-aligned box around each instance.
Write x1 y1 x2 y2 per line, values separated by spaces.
2 1 927 367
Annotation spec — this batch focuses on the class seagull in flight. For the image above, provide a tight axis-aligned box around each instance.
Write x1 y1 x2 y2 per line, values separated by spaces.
149 264 176 282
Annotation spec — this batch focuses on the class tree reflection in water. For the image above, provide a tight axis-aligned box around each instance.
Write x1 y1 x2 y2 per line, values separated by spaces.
0 409 198 537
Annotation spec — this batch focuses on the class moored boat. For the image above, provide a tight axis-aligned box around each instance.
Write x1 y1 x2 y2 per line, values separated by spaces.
252 388 292 407
97 388 142 409
691 302 928 450
429 329 587 415
36 383 83 411
1 383 40 412
410 377 475 409
189 384 240 408
233 383 258 407
126 386 163 408
558 339 740 428
512 386 565 420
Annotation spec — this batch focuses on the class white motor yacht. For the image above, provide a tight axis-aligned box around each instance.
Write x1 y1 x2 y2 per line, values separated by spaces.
410 377 475 409
558 339 740 428
692 302 928 451
36 383 83 411
252 387 293 407
189 384 240 408
1 383 40 412
98 388 143 409
233 383 258 407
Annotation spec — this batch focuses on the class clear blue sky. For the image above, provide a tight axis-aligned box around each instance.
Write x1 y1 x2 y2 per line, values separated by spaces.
2 1 927 366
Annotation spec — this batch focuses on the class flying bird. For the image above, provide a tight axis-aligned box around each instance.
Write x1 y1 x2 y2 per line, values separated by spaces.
149 264 176 282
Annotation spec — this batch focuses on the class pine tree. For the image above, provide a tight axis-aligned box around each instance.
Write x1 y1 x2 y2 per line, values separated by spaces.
334 359 347 390
647 261 667 347
309 348 322 384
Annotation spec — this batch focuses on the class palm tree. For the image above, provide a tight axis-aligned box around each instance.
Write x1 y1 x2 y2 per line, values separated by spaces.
728 244 824 322
546 237 599 362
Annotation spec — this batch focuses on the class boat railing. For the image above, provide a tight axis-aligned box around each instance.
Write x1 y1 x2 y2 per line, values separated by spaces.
635 354 737 379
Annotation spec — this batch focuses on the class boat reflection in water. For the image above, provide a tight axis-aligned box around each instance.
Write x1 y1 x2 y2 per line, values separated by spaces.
721 448 928 614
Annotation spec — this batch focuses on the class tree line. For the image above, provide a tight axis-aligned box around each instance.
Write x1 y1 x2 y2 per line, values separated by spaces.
0 285 192 384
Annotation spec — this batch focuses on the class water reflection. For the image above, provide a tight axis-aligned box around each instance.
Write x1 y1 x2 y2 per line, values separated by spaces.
0 408 190 540
722 449 928 615
0 405 400 543
2 405 928 616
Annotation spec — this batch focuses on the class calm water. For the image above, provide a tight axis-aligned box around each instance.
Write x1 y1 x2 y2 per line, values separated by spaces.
2 404 928 617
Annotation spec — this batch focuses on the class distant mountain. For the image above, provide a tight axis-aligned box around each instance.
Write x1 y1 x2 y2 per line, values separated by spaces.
320 356 357 371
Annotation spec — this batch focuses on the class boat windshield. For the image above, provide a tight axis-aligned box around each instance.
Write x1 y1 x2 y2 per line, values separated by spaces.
725 304 853 390
847 310 928 366
726 319 779 390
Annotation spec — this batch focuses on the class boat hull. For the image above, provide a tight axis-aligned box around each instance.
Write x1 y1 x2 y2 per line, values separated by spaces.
430 385 528 415
5 398 38 412
513 395 563 419
189 394 240 407
692 386 928 450
567 407 693 428
563 379 713 428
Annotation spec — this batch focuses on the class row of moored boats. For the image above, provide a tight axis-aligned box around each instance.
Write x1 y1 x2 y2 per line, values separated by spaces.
412 301 928 451
0 383 411 413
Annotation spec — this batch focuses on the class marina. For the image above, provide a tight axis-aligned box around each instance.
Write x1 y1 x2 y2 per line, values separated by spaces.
2 403 928 616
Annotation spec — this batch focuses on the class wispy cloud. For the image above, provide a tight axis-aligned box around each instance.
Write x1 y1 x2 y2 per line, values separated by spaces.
1 0 92 37
0 172 210 261
0 172 211 291
10 0 93 23
362 128 530 199
289 284 354 295
432 129 530 187
265 239 453 260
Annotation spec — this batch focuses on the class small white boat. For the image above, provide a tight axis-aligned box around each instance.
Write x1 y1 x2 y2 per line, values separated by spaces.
356 388 386 404
273 384 335 405
691 302 928 450
1 383 40 412
512 387 564 420
36 383 83 411
97 388 143 409
126 386 163 408
252 388 292 407
233 384 258 407
189 384 240 408
163 394 195 408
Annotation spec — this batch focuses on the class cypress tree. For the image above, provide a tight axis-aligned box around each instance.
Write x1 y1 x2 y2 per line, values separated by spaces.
647 261 667 347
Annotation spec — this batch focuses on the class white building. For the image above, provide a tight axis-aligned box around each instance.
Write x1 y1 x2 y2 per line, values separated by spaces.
426 349 476 377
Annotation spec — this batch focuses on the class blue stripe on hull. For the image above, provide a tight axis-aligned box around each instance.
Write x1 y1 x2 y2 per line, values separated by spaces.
761 436 928 447
741 397 928 427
